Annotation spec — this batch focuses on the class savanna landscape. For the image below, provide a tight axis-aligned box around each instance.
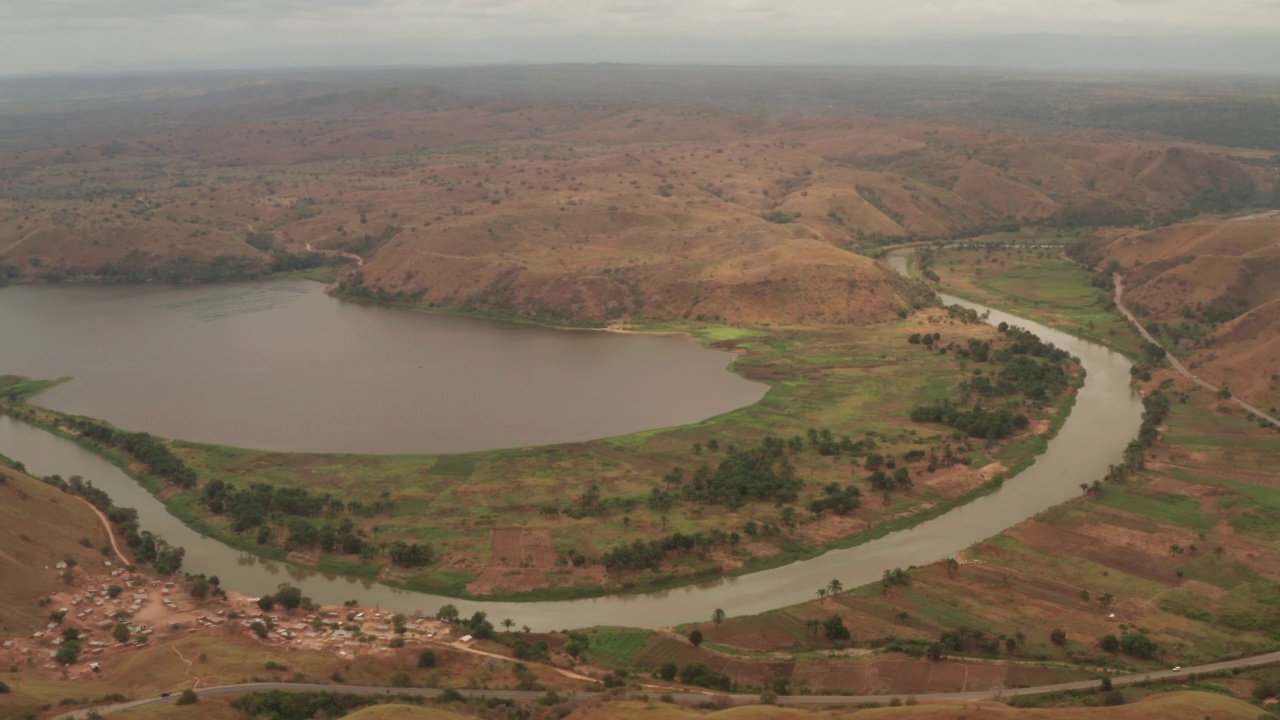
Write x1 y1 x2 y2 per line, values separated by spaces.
1 63 1280 720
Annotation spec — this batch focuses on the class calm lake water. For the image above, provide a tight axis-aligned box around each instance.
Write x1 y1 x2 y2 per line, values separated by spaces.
0 256 1144 629
0 280 765 453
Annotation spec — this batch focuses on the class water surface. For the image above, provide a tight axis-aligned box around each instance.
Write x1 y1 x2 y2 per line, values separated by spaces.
0 280 764 453
0 255 1143 629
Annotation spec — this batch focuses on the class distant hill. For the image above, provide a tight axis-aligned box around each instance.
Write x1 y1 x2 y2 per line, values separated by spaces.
1 87 1272 326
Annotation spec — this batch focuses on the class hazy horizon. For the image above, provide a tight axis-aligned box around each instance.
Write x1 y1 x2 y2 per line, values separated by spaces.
2 0 1280 76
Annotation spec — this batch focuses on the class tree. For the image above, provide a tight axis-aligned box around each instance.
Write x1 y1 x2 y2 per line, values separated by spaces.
189 576 209 601
112 623 130 644
257 595 275 611
418 650 437 668
827 579 843 597
437 604 459 623
712 608 726 626
1100 592 1114 608
821 615 850 642
926 643 945 661
177 689 198 706
0 680 9 694
657 662 677 681
55 645 79 664
688 629 703 647
945 558 960 575
249 621 269 639
1049 628 1067 646
274 584 302 611
501 618 515 633
1098 634 1120 652
106 585 123 599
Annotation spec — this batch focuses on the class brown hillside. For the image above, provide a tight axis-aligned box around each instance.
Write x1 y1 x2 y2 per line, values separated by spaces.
1098 218 1280 407
1199 299 1280 406
0 470 112 634
0 95 1268 324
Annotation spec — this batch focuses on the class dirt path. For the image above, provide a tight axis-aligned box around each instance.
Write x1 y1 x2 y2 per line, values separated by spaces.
0 226 49 256
304 241 364 267
172 645 205 689
1114 273 1279 425
78 496 126 561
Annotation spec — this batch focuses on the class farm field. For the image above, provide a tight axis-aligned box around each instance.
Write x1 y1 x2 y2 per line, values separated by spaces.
571 256 1280 706
910 237 1148 359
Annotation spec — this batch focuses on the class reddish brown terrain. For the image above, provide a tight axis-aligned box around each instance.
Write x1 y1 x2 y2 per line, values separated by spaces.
0 76 1271 326
1082 219 1280 408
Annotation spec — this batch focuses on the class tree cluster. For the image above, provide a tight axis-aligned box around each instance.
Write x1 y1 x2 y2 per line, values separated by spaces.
71 420 197 488
602 529 740 573
42 474 185 574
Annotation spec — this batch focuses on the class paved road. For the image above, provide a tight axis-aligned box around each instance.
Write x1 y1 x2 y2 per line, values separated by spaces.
1114 273 1279 426
55 650 1280 719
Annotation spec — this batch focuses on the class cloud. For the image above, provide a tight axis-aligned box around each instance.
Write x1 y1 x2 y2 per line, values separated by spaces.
0 0 1278 73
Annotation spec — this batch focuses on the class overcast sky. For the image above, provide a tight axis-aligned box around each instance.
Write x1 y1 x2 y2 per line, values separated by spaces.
3 0 1280 74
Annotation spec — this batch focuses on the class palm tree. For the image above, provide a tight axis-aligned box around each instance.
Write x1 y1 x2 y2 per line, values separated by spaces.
827 579 843 597
501 618 515 633
712 608 726 626
816 587 828 605
806 619 820 637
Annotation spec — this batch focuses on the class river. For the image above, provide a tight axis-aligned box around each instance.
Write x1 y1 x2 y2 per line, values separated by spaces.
0 253 1143 630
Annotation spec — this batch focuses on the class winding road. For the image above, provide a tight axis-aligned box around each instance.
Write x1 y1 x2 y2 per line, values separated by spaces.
1114 273 1279 426
54 650 1280 719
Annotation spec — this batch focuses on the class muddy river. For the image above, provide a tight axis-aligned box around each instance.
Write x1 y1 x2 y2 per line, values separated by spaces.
0 254 1142 629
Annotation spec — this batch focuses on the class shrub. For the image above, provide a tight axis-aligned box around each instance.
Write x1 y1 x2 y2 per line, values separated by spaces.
176 689 198 706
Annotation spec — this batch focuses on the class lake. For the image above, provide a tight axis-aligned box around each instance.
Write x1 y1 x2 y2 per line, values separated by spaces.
0 280 765 454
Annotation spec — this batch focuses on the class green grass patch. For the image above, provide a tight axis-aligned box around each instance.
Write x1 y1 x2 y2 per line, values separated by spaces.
429 455 479 478
1094 487 1213 533
582 627 656 668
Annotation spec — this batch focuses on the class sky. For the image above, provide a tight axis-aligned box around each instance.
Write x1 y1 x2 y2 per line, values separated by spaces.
2 0 1280 74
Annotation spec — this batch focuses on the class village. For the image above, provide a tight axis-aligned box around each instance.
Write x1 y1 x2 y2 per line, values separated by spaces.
0 559 471 683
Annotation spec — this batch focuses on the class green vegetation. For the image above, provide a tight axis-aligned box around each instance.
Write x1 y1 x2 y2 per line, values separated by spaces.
1 314 1080 599
917 240 1146 358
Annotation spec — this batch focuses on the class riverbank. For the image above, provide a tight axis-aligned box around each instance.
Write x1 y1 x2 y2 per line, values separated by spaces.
632 243 1280 692
0 304 1078 603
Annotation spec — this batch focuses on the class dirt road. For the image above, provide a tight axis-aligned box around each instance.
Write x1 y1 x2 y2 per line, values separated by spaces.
1114 273 1278 425
55 649 1280 719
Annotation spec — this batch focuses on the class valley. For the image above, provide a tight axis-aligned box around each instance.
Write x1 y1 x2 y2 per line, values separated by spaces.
2 66 1280 720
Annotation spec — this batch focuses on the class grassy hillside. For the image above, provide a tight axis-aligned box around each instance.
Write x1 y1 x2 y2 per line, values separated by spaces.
0 467 112 634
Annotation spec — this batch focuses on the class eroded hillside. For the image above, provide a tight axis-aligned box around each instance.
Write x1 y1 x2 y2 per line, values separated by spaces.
0 81 1273 325
1079 218 1280 408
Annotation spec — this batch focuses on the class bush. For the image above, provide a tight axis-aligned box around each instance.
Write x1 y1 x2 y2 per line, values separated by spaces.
176 689 198 705
418 650 437 668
